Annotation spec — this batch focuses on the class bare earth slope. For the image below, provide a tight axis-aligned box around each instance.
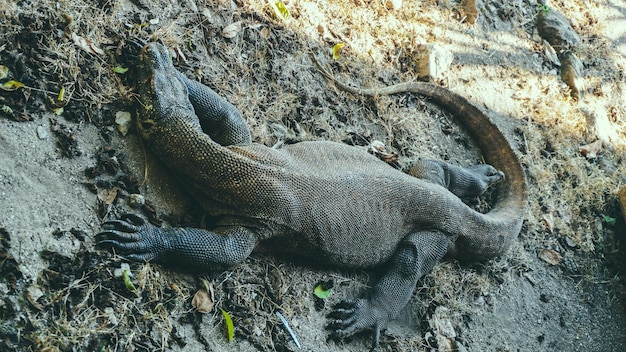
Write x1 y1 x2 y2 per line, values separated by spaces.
0 0 625 351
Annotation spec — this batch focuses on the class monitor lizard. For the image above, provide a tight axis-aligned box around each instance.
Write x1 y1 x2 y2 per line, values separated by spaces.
98 42 527 349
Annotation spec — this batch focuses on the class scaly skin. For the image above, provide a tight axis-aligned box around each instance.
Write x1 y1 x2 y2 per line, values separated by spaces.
98 43 527 348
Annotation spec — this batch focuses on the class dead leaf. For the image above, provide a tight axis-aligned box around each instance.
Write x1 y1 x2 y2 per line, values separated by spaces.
26 285 45 311
260 26 270 39
1 80 25 91
579 139 602 159
71 32 105 56
222 21 242 39
192 288 214 313
97 187 118 205
538 249 562 265
542 212 554 233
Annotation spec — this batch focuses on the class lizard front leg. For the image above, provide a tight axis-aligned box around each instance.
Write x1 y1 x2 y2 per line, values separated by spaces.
97 214 257 271
328 230 451 349
176 72 252 146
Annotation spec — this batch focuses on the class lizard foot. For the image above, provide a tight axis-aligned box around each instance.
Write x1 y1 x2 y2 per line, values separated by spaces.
96 213 168 262
467 164 505 190
327 298 388 350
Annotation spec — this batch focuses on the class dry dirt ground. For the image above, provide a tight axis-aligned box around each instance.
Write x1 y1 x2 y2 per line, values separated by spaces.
1 0 626 351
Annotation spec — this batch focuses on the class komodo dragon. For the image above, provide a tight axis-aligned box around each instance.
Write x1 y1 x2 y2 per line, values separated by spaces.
98 42 527 348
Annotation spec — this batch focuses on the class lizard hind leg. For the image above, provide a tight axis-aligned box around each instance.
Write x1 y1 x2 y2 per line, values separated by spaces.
409 159 504 199
327 230 451 349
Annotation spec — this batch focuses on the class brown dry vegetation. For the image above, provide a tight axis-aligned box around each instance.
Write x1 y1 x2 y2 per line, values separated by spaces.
0 0 625 351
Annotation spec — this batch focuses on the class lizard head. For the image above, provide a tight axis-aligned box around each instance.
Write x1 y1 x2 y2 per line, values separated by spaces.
134 43 195 139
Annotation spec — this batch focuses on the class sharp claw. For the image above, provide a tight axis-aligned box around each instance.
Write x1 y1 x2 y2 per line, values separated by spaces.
370 326 380 351
102 220 140 233
120 213 146 225
334 299 356 309
97 238 151 254
97 229 142 242
126 252 157 262
126 37 147 49
96 239 122 248
327 308 355 321
327 317 354 330
497 170 506 181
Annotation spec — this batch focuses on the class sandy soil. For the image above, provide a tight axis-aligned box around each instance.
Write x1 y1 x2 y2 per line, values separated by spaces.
1 0 625 351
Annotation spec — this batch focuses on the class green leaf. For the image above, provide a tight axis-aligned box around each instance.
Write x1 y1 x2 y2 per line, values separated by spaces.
1 80 25 91
52 107 64 116
1 105 13 115
113 65 129 74
314 284 332 299
0 65 8 80
332 43 345 60
122 268 137 294
57 86 65 102
603 215 616 226
270 1 290 21
220 308 235 342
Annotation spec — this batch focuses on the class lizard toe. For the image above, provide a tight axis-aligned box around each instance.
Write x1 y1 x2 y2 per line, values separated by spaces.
120 213 147 225
327 300 357 320
101 220 140 232
125 252 158 262
96 238 151 254
97 229 142 242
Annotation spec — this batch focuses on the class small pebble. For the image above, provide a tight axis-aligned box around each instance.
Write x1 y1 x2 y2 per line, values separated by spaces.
36 125 48 139
384 0 402 11
129 193 145 208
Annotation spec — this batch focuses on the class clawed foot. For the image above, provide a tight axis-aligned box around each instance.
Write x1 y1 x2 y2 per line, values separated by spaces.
97 213 168 262
467 164 505 194
327 298 389 351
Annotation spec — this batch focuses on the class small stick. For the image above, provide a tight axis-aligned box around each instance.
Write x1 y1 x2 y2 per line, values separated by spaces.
276 311 301 349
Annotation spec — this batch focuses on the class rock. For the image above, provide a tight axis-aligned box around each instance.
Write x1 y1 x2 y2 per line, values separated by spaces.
536 8 580 51
412 44 454 81
560 235 578 250
461 0 478 24
115 111 132 136
538 248 562 265
559 51 583 99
